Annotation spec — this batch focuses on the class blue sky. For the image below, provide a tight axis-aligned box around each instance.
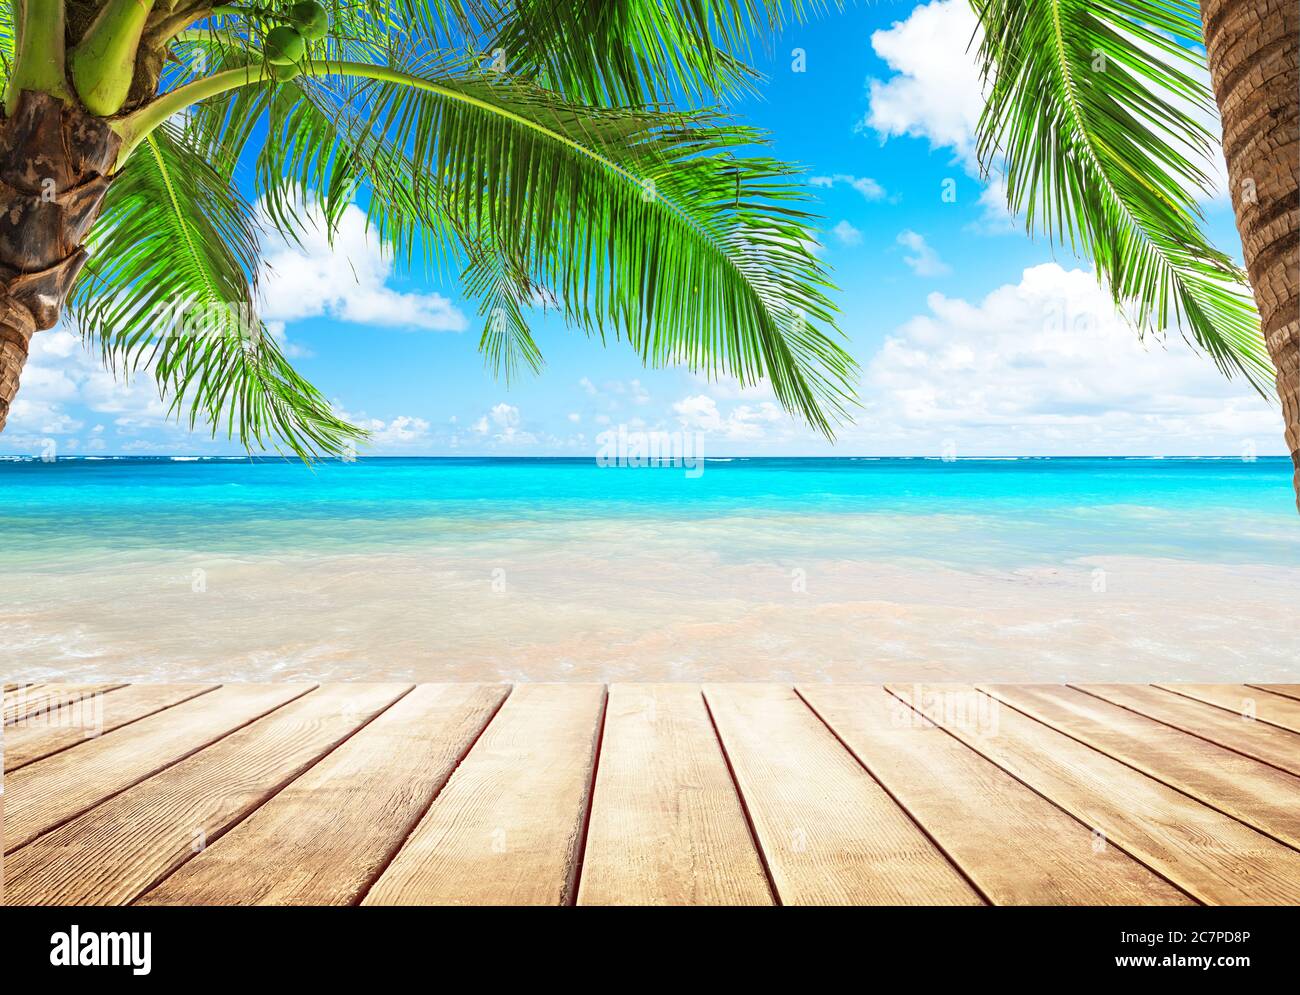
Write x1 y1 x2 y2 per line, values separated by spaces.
3 0 1285 458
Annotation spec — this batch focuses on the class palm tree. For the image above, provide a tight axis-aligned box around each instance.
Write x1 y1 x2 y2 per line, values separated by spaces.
971 0 1297 504
0 1 857 455
2 2 1292 508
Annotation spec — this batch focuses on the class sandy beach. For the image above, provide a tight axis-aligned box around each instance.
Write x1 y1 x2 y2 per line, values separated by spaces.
7 540 1298 683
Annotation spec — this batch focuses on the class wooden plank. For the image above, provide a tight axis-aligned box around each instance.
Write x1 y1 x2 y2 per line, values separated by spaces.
577 684 772 906
798 684 1190 906
1074 684 1300 776
4 684 125 725
703 684 980 905
1155 684 1300 735
4 685 217 772
4 683 313 853
1250 684 1300 703
3 683 43 709
5 684 410 906
363 684 604 906
137 685 507 906
983 685 1300 849
887 684 1300 905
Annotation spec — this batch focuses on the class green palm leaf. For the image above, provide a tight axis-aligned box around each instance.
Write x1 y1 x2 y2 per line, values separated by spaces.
308 54 857 433
478 0 782 105
972 0 1273 391
0 3 14 94
154 31 857 436
66 121 361 455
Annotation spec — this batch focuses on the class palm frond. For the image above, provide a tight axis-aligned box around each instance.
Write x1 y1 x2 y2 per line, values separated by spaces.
460 229 546 382
0 3 14 95
155 28 857 434
66 121 362 457
972 0 1273 391
335 52 855 433
476 0 784 106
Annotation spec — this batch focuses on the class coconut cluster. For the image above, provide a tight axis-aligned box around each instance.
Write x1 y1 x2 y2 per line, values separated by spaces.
265 2 329 79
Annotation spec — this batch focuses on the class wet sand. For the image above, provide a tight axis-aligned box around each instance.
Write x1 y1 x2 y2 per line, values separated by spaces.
6 541 1298 683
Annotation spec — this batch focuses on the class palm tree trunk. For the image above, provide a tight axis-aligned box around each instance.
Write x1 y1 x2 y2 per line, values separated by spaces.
1200 0 1299 507
0 91 119 432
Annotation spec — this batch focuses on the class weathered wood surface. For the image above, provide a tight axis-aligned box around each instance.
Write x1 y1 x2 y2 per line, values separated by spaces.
5 683 1299 906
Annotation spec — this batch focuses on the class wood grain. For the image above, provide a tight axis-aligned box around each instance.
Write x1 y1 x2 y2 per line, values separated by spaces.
1154 683 1300 735
799 684 1190 905
704 684 981 905
577 684 772 906
9 682 1300 907
4 684 125 725
4 685 217 772
1250 685 1300 703
887 684 1300 904
1073 684 1300 776
363 684 605 906
982 684 1300 848
137 684 507 906
4 683 314 852
5 684 409 906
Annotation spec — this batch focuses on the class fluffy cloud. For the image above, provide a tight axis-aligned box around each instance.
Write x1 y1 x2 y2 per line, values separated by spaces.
672 394 722 432
861 0 1227 200
809 173 888 200
969 177 1021 235
469 401 535 445
333 406 431 448
860 0 985 169
853 262 1283 455
260 202 468 332
673 394 787 442
831 220 863 246
897 230 950 276
2 329 174 451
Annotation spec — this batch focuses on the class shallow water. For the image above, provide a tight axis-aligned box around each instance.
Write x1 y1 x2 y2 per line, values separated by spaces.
3 456 1298 681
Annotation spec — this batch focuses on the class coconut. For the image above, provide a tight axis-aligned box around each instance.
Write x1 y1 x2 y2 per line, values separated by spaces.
289 1 329 42
265 25 306 66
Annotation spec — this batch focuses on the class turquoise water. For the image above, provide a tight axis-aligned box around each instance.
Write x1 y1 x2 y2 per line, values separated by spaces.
1 456 1297 570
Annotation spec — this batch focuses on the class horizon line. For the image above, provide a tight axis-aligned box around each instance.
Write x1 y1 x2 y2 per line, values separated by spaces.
2 453 1291 461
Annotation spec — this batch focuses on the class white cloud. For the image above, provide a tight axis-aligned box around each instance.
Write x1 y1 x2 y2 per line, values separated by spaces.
464 401 535 445
673 394 788 442
489 402 519 428
260 201 468 332
861 0 985 169
970 177 1021 235
724 402 785 441
673 394 723 432
8 398 81 434
2 329 173 449
831 220 863 246
809 173 887 200
369 415 430 445
861 0 1227 201
897 230 951 277
854 262 1283 454
333 406 431 447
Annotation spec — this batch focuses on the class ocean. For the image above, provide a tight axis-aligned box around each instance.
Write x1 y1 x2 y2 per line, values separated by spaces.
3 456 1298 682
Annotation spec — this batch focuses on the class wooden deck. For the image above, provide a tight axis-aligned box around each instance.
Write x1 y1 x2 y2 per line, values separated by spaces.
3 682 1300 906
